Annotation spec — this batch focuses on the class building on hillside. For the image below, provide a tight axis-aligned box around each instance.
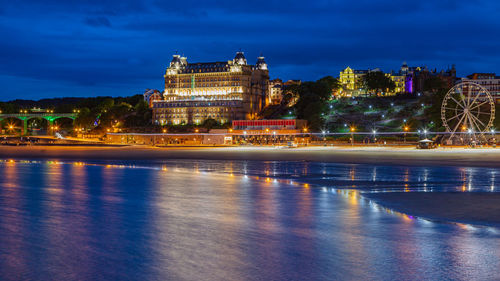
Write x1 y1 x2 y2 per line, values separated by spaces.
151 52 269 125
268 78 283 105
337 62 457 96
283 79 301 87
387 72 405 94
404 64 456 93
339 67 367 97
143 89 162 107
339 67 389 97
461 73 500 103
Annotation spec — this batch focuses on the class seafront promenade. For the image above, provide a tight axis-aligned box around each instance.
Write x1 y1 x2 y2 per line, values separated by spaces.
1 145 500 167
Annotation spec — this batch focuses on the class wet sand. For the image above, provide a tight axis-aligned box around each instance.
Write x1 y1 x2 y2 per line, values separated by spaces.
363 192 500 227
1 145 500 167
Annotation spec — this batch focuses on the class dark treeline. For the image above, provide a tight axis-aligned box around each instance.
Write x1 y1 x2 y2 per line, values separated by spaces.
0 95 151 132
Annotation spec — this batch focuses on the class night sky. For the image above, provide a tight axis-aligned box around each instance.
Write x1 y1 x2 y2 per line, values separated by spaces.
1 0 499 100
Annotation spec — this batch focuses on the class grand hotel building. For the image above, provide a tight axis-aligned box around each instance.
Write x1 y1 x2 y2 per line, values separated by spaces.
151 52 269 125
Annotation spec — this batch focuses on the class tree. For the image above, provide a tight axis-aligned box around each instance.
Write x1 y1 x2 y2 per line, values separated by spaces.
74 107 94 128
363 71 395 95
202 118 219 130
293 76 338 131
317 76 341 97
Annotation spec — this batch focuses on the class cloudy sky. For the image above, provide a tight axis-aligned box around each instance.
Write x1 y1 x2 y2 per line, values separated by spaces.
1 0 499 100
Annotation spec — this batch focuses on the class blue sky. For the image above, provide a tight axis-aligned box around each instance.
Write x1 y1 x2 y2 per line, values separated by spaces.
0 0 499 100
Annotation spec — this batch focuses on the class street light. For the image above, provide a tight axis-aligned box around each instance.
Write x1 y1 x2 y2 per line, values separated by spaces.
350 126 355 146
403 126 409 143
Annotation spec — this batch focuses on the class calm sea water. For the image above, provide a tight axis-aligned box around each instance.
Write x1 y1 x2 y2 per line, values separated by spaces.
0 159 499 280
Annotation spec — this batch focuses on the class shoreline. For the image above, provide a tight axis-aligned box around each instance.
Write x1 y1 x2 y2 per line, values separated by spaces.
1 145 500 167
362 192 500 227
2 145 500 227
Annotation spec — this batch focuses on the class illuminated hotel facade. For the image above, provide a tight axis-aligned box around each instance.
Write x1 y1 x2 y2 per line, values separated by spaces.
152 52 269 125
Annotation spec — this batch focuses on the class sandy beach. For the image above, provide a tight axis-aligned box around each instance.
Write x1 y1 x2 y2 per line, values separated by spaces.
1 145 500 167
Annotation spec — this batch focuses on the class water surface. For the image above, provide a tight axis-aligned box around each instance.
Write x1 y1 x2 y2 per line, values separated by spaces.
0 159 499 280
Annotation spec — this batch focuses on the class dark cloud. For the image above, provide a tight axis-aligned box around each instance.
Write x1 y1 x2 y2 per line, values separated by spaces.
0 0 499 100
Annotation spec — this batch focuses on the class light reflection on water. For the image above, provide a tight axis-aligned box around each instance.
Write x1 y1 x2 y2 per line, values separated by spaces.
0 159 499 280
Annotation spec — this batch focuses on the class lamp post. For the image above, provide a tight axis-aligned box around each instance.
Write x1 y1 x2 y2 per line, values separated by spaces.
372 129 377 144
350 126 355 146
491 128 496 148
403 126 409 143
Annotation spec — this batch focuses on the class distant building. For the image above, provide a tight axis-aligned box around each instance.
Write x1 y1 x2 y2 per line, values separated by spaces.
339 67 389 96
338 62 458 96
151 52 269 125
143 89 162 107
404 64 457 93
461 73 500 103
283 80 301 87
386 71 405 94
267 79 283 105
339 67 367 96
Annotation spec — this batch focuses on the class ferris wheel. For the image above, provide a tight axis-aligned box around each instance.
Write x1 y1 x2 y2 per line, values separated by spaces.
441 82 495 142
